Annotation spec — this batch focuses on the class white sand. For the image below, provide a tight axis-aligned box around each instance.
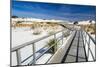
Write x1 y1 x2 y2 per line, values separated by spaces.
11 27 66 66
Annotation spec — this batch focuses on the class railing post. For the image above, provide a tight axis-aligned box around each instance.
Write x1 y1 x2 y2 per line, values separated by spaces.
84 32 87 47
81 30 88 61
83 31 88 60
32 43 36 65
95 43 96 61
81 29 96 61
16 49 21 65
54 34 57 53
87 35 90 59
62 31 64 45
82 31 85 44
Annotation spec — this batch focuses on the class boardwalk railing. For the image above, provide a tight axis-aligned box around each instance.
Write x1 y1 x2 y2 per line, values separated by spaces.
47 29 96 63
11 28 73 66
47 31 76 63
11 27 96 66
82 30 96 61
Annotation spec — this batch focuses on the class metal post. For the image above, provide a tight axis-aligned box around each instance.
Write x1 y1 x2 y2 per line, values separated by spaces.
62 31 64 45
32 43 36 65
16 49 21 65
95 42 96 61
84 32 87 47
84 31 88 59
54 34 57 53
87 34 90 59
82 31 85 45
81 30 88 62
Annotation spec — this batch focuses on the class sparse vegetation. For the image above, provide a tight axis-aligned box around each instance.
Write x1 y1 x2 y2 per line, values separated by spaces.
31 25 36 30
48 31 55 35
33 30 41 35
81 24 96 34
47 38 59 53
63 31 70 38
16 21 22 24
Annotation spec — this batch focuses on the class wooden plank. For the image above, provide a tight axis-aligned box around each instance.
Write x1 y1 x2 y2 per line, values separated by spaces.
61 31 77 63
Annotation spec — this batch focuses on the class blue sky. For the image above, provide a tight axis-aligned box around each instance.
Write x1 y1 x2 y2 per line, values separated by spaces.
12 1 96 22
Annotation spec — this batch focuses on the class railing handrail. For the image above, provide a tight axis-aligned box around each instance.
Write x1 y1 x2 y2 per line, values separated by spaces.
81 28 96 45
11 29 67 52
21 35 63 63
85 31 96 44
82 29 96 61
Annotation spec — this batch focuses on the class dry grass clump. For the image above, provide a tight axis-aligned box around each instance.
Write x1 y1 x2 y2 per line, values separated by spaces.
81 24 96 34
32 29 42 35
47 38 59 53
63 31 70 38
48 31 55 35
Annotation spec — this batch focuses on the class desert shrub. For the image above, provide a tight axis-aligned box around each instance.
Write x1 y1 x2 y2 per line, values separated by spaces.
17 21 22 24
91 31 95 34
86 24 96 34
48 31 55 35
33 30 41 35
81 24 96 34
31 25 35 29
47 38 58 53
63 31 70 37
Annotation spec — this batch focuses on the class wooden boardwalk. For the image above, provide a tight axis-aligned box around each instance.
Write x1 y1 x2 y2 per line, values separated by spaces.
11 26 95 66
61 30 88 63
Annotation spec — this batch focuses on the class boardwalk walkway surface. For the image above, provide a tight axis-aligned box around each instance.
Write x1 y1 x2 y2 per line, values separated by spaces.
61 30 88 63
